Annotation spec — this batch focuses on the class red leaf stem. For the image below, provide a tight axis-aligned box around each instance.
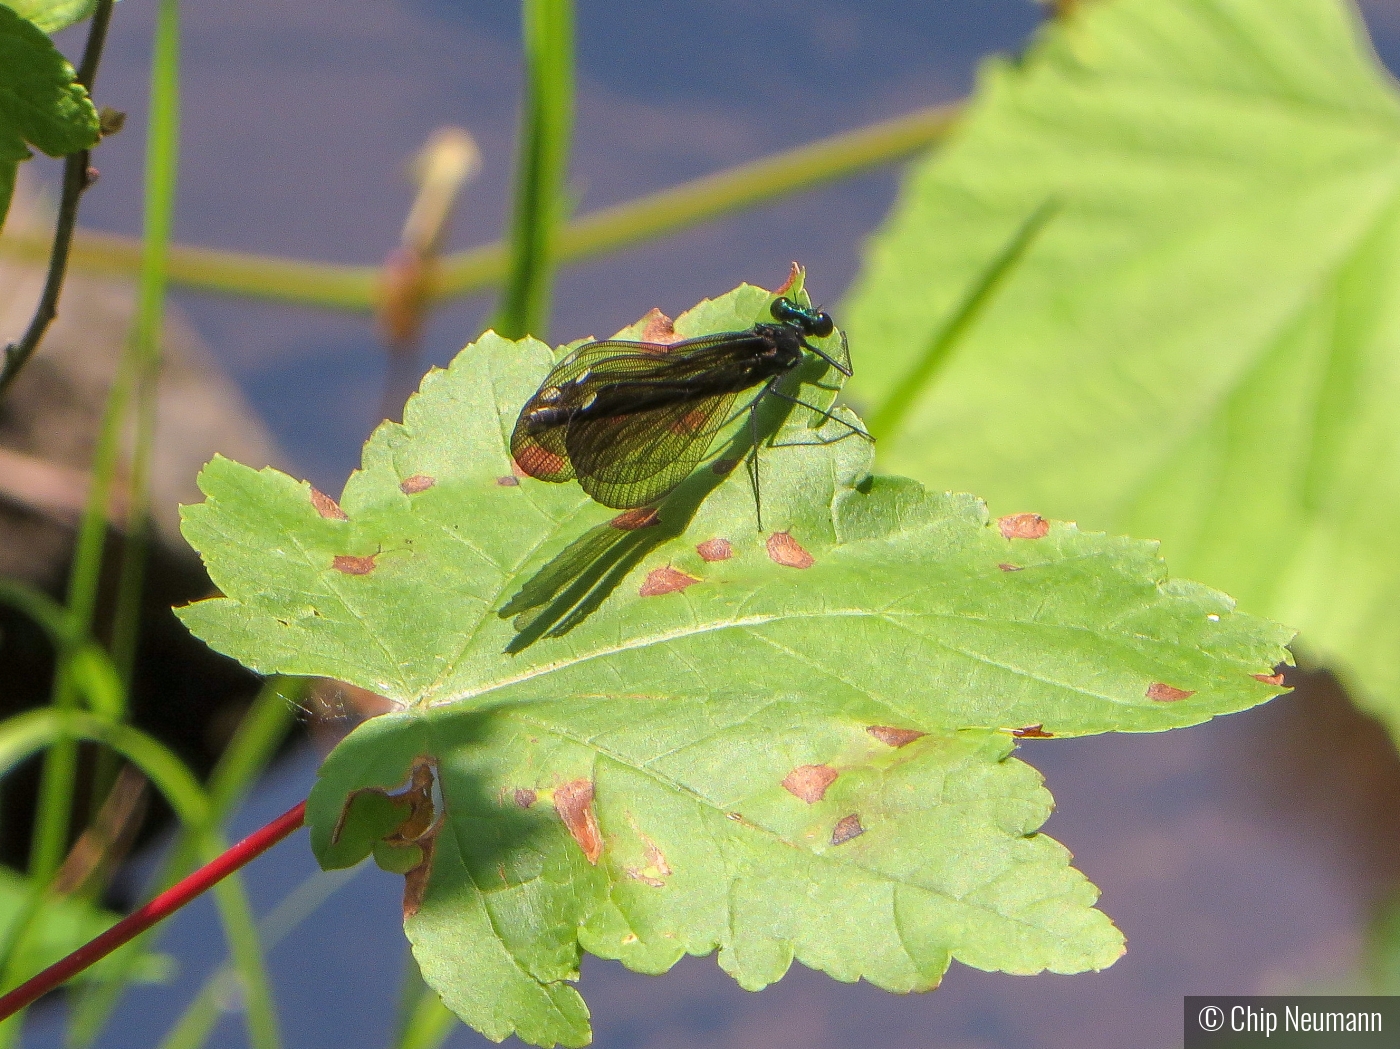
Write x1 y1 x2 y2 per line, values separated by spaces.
0 799 306 1021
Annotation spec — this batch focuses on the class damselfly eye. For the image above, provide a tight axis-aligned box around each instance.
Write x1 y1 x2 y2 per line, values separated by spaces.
769 297 800 323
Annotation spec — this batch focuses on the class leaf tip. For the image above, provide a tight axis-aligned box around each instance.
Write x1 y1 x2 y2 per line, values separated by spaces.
638 307 679 344
310 486 349 520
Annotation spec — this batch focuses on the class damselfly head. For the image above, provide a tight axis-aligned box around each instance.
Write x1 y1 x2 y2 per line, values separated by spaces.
769 297 835 338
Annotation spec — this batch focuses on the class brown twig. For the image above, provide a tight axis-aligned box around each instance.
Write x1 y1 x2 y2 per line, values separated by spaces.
0 0 116 400
377 127 480 419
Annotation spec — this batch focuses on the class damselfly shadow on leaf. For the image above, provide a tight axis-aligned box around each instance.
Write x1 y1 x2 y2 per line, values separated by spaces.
499 285 872 652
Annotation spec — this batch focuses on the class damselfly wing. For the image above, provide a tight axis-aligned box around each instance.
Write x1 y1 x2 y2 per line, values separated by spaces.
510 296 867 516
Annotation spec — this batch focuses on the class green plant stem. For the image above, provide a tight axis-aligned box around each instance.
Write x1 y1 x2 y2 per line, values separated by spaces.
66 676 302 1049
86 0 181 952
19 0 133 907
0 103 960 311
492 0 574 339
108 0 180 685
0 711 281 1049
866 198 1059 439
0 0 115 398
21 339 139 912
502 103 960 302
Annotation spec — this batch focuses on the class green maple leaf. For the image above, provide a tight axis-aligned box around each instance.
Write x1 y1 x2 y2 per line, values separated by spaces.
0 2 98 229
178 280 1291 1046
843 0 1400 740
0 0 95 35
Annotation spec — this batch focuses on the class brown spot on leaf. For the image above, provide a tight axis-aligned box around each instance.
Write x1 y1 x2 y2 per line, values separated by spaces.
1011 724 1054 738
624 837 673 888
998 512 1049 540
639 566 700 596
638 307 679 345
513 788 537 809
712 458 738 475
515 445 565 477
867 725 925 748
773 261 801 296
332 554 377 575
782 764 838 803
1253 673 1286 687
998 563 1023 572
496 475 520 487
696 538 733 562
611 507 660 531
1146 682 1195 702
399 474 435 495
553 779 603 864
831 814 864 845
767 531 814 569
310 487 348 521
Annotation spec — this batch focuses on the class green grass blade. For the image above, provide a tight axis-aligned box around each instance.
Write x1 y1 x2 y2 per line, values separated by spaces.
0 103 957 311
391 949 459 1049
0 579 72 646
396 989 457 1049
491 0 573 339
108 0 180 690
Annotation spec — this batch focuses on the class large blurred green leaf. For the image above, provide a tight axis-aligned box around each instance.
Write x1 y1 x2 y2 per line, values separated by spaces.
178 281 1291 1047
844 0 1400 737
0 0 95 35
0 3 98 229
